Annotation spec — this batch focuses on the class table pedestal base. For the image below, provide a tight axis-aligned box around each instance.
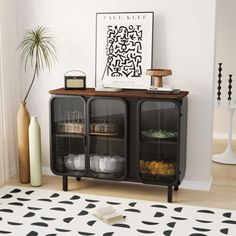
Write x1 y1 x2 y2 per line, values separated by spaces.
213 102 236 164
212 148 236 164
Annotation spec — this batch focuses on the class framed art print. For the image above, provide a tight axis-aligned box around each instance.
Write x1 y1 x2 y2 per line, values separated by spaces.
95 12 154 89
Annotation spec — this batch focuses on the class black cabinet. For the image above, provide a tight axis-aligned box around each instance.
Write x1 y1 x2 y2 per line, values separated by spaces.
49 88 188 202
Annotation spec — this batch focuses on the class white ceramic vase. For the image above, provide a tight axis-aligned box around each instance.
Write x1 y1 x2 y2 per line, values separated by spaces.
29 116 42 186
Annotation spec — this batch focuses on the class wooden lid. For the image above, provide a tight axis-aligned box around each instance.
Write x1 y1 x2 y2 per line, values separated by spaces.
146 69 172 77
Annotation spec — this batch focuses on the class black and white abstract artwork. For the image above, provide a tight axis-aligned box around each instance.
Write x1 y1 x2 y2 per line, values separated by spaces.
0 186 236 235
96 12 153 89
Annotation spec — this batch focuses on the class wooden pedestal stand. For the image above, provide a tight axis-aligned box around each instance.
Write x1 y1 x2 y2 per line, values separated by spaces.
146 69 172 88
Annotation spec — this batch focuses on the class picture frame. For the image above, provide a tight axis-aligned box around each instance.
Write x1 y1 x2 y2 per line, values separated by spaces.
95 12 154 89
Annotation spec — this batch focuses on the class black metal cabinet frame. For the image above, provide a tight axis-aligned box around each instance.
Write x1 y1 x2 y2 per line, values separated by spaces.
49 94 187 202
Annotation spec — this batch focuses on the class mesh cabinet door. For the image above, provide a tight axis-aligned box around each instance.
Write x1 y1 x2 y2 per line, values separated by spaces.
138 100 180 185
50 96 86 177
87 97 127 180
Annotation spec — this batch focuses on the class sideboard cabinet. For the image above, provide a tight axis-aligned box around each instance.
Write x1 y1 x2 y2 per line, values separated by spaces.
49 88 188 202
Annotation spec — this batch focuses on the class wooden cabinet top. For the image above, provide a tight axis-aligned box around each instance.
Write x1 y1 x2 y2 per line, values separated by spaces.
49 88 189 101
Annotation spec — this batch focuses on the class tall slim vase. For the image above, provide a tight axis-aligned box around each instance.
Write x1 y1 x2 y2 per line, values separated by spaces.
29 116 42 186
17 102 30 183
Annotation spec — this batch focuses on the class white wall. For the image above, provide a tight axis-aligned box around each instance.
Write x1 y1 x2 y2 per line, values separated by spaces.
15 0 216 189
214 0 236 139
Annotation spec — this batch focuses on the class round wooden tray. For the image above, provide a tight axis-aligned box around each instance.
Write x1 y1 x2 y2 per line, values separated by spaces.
146 69 172 77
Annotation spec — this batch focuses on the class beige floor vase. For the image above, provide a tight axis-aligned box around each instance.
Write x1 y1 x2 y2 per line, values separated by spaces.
17 102 30 183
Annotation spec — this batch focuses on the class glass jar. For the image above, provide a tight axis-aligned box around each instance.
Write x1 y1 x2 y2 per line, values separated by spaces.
57 114 64 133
103 120 109 133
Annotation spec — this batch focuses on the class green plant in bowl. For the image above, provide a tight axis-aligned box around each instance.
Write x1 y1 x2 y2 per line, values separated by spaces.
142 129 176 138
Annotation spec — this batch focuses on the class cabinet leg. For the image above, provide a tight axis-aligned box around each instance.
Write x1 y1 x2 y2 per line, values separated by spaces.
63 176 68 191
76 177 81 181
174 185 179 191
167 186 173 203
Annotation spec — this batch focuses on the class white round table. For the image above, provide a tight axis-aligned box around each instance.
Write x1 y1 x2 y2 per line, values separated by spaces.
212 100 236 164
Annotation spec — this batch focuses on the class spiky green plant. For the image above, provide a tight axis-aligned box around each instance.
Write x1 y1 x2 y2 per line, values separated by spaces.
18 26 58 102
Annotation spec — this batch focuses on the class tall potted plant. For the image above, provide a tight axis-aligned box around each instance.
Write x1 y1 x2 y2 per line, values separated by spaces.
17 26 58 183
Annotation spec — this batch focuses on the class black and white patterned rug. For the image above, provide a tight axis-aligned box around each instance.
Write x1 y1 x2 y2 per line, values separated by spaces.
0 186 235 236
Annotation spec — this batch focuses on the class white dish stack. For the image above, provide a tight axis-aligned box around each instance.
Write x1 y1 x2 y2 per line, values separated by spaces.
64 154 85 170
64 153 124 173
98 156 124 173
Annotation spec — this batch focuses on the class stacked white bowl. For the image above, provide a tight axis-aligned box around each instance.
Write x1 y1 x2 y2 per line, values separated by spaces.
64 153 85 170
65 153 124 173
